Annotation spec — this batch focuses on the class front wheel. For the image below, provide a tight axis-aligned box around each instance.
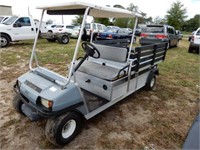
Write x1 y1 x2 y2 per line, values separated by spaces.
175 40 179 47
0 34 10 47
45 112 83 146
13 95 24 115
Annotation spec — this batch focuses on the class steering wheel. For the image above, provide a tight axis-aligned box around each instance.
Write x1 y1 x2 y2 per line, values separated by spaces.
82 42 100 59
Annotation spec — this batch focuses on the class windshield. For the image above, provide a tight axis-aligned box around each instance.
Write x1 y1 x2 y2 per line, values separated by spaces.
66 25 74 29
85 23 90 29
144 27 164 33
0 17 4 22
104 28 119 33
55 25 64 28
74 26 80 29
2 16 18 25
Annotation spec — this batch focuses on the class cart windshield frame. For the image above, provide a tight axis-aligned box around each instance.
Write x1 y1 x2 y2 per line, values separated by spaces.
29 1 141 86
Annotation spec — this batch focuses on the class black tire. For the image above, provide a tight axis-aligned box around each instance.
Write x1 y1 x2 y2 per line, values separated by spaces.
45 112 83 147
188 46 193 53
166 41 170 50
145 74 156 91
13 95 24 115
175 40 179 47
92 34 98 41
38 30 42 38
0 34 10 47
47 38 56 42
58 35 69 44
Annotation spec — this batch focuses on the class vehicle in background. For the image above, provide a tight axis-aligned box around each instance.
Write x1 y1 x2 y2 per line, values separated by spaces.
45 24 73 44
70 26 80 38
188 27 200 53
34 19 48 36
135 27 142 36
52 24 75 35
47 24 56 32
85 23 106 41
0 15 11 23
97 27 136 42
139 24 179 49
107 25 119 30
176 30 183 40
0 15 38 47
188 31 195 41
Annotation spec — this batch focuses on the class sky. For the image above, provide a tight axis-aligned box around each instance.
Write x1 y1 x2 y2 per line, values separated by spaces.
1 0 200 24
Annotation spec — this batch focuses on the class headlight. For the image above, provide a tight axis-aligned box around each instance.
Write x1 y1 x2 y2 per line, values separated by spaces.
40 98 53 108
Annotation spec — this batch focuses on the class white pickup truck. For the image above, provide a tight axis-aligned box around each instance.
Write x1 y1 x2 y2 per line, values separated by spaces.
0 16 46 47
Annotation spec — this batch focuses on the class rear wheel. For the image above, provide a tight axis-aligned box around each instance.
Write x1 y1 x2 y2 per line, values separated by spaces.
188 47 193 53
58 35 69 44
0 34 10 47
166 41 170 49
145 74 156 91
45 112 83 146
175 40 179 47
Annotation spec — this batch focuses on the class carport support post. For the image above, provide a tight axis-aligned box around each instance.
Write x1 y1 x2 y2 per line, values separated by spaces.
29 10 45 70
90 19 95 42
127 16 138 61
66 7 90 84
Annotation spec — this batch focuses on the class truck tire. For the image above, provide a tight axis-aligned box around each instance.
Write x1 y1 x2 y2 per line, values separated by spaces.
58 35 69 44
0 34 10 47
188 47 193 53
175 40 179 47
45 112 83 146
166 41 170 50
47 38 56 42
13 95 24 115
145 74 156 91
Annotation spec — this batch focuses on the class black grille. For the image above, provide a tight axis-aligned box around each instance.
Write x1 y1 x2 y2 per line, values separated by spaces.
24 80 42 93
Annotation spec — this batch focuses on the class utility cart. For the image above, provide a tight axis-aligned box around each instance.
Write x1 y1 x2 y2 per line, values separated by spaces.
13 1 167 147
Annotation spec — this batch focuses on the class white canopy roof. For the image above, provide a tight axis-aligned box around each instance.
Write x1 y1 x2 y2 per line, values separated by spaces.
37 1 142 18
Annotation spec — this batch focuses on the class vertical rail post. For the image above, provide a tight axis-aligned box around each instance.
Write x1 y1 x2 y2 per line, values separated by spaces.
29 10 45 70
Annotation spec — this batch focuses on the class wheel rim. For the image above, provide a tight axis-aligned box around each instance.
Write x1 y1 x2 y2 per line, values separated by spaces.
62 119 76 139
150 77 155 88
0 37 7 46
167 42 170 49
62 36 68 43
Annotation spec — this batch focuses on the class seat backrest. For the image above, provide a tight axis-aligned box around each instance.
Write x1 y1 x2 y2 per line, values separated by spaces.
92 43 128 62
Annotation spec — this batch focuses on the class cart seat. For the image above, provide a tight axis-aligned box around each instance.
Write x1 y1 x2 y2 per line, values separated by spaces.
78 60 128 81
76 43 130 81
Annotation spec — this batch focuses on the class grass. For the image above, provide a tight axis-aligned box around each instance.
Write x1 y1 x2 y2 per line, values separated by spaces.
159 40 199 92
0 38 199 149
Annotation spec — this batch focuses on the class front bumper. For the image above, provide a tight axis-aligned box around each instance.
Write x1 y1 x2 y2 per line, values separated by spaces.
13 83 84 120
13 84 56 120
189 42 200 50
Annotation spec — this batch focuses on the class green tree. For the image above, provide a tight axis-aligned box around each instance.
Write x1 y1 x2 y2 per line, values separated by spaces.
46 19 54 25
72 15 83 26
153 16 167 25
165 0 187 29
113 4 129 27
183 14 200 31
126 3 137 28
95 18 110 26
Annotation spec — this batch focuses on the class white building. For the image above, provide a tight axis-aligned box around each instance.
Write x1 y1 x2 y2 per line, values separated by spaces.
0 5 12 15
